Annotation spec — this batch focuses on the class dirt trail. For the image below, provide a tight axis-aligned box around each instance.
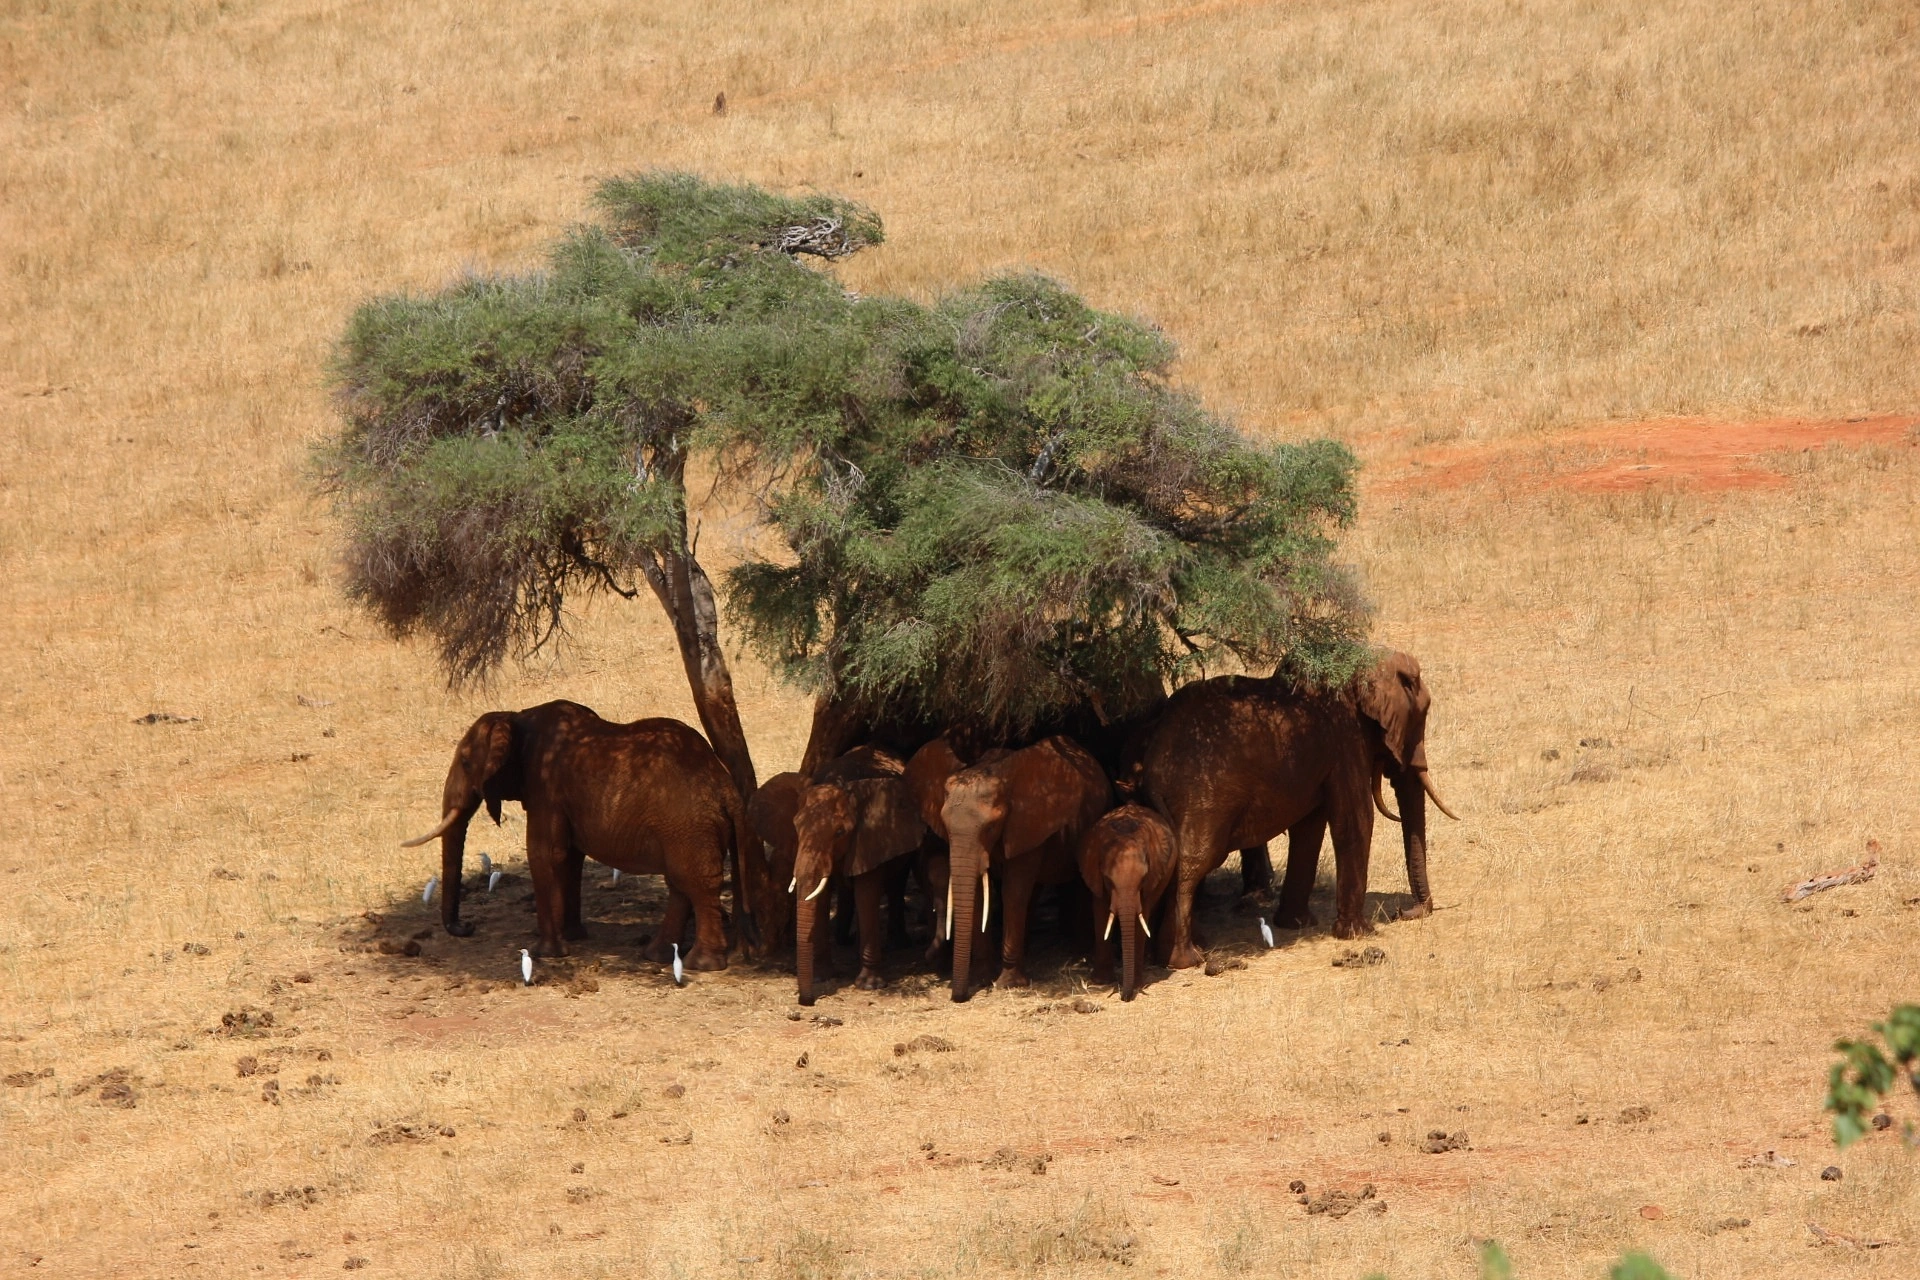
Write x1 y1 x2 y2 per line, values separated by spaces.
1378 414 1919 495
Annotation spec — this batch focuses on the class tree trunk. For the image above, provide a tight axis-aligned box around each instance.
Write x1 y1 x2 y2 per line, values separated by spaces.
631 446 758 807
800 692 867 778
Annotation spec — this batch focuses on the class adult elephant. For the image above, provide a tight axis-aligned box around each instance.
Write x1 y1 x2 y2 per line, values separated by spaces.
401 701 764 968
1138 650 1457 967
942 737 1111 1002
790 747 926 1005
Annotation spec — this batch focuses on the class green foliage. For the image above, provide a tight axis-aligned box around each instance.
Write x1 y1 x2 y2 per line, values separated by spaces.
320 172 1369 726
1478 1241 1513 1280
1827 1004 1920 1148
1608 1254 1675 1280
726 273 1370 737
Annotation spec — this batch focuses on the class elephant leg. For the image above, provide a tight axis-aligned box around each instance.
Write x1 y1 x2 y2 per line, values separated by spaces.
923 852 950 965
561 847 589 941
1275 811 1327 929
833 879 857 946
884 859 913 950
1163 865 1206 970
1328 790 1375 939
526 815 570 958
645 889 690 964
996 858 1040 988
853 872 887 990
1089 885 1115 984
1239 844 1274 895
684 886 731 972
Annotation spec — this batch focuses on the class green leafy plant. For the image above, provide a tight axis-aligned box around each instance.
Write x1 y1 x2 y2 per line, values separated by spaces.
1826 1004 1920 1147
1470 1241 1674 1280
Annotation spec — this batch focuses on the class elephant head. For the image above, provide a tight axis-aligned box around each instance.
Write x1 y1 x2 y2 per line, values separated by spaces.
401 711 527 937
790 775 924 1006
748 772 807 954
1355 650 1458 919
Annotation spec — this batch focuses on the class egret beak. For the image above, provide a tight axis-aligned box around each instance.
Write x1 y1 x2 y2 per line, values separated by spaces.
1137 913 1152 939
400 809 460 848
805 878 829 902
1103 912 1115 941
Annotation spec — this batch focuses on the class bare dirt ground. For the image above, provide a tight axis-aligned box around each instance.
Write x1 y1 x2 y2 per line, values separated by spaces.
5 1 1920 1277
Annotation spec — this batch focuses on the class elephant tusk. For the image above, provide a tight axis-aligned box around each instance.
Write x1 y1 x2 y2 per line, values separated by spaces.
1103 911 1115 941
400 809 460 848
788 876 797 893
1137 913 1152 939
1418 768 1461 821
1372 771 1400 823
980 872 990 932
945 876 954 940
805 878 830 901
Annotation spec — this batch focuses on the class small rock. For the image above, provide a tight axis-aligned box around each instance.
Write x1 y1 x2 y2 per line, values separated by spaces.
1204 957 1247 977
1638 1205 1664 1221
794 1052 809 1069
662 1083 684 1099
1821 1165 1843 1181
570 1163 584 1173
659 1127 693 1146
1070 997 1103 1014
98 1081 137 1108
1288 1180 1306 1195
261 1080 281 1105
572 1107 588 1123
182 942 211 956
343 1257 368 1270
811 1014 843 1027
292 972 312 984
786 1009 804 1021
772 1109 791 1126
1029 1154 1051 1175
1377 1131 1391 1144
1872 1113 1893 1131
439 1126 455 1138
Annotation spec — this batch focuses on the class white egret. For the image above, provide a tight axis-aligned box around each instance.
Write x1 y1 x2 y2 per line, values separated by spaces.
519 948 534 986
488 870 502 893
611 867 621 885
1258 917 1275 949
478 852 493 877
670 943 684 986
422 875 438 905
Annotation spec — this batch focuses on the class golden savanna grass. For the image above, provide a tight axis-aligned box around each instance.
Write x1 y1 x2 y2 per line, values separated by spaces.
3 0 1919 1275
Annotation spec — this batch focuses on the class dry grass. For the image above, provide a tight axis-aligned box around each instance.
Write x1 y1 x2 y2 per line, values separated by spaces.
3 0 1919 1276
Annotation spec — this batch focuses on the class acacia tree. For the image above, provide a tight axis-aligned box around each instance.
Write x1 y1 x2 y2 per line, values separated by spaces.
321 171 1371 796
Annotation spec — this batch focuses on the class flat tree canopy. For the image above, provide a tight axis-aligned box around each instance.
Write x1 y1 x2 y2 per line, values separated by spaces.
319 171 1370 779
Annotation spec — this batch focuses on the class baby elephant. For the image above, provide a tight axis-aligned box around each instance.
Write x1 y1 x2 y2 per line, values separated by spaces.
1077 804 1176 1001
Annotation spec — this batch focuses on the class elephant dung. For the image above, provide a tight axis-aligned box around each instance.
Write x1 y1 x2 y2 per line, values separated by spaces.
1331 946 1387 968
1419 1130 1470 1153
893 1034 954 1056
1305 1184 1385 1218
1204 956 1247 977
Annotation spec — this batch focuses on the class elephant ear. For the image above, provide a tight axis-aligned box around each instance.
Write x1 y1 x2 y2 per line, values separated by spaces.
473 713 516 824
845 778 926 878
1358 652 1429 771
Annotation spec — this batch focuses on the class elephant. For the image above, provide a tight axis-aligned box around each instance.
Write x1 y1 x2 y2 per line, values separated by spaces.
941 736 1111 1002
1137 650 1457 967
401 701 764 968
1077 804 1176 1002
790 746 927 1005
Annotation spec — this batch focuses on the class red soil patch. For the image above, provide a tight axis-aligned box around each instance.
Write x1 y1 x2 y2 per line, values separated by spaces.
1380 414 1919 495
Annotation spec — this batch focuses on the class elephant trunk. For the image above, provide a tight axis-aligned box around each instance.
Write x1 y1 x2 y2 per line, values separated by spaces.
1115 891 1143 1002
795 884 821 1007
1388 767 1433 914
438 802 480 937
949 839 982 1003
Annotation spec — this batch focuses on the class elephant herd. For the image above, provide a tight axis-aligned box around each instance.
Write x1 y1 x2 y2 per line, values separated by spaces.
404 651 1455 1005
